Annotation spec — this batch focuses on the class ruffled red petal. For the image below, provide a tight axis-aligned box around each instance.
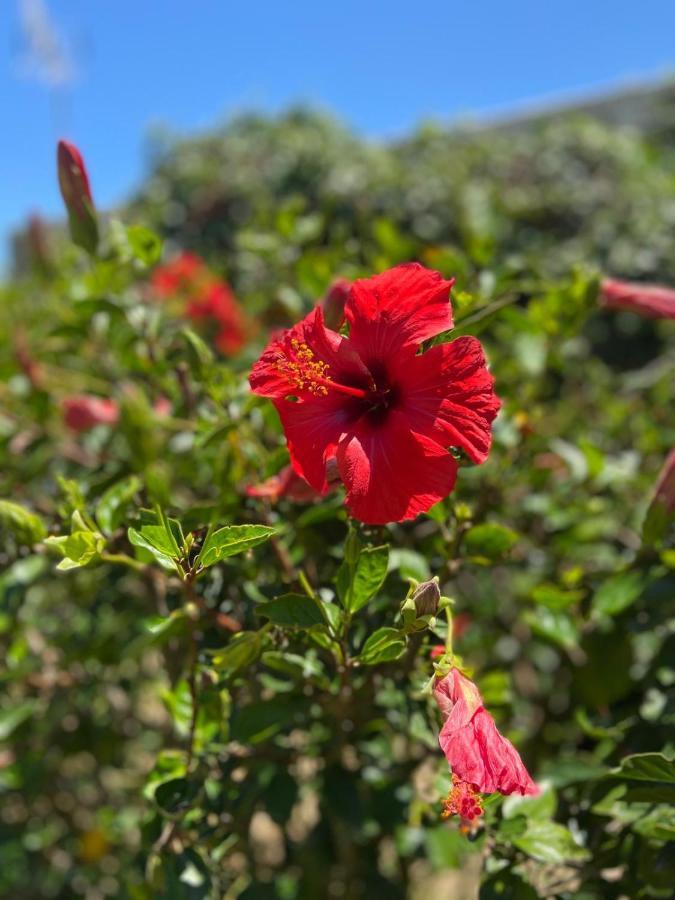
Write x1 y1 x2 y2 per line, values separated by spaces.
249 307 370 402
399 337 500 464
336 410 458 524
345 263 454 364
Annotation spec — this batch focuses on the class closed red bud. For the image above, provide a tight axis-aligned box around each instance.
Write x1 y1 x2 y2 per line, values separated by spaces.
57 140 99 254
321 278 350 330
600 278 675 320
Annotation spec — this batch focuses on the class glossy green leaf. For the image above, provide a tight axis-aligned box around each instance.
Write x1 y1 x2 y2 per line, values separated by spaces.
358 627 406 665
198 524 276 568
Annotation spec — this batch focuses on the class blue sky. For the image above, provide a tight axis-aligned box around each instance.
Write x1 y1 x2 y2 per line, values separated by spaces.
2 0 674 263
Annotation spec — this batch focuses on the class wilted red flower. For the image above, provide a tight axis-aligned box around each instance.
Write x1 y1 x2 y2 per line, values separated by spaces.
600 278 675 320
246 464 322 504
62 395 119 432
249 264 500 524
433 668 537 797
56 140 98 253
651 449 675 517
151 253 245 354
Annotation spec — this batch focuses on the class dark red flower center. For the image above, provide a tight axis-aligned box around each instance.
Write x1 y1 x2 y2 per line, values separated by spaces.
274 338 399 423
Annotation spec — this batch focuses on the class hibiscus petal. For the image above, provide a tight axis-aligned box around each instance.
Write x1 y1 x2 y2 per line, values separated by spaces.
336 410 458 524
274 394 354 493
250 306 370 401
401 337 500 464
346 263 455 363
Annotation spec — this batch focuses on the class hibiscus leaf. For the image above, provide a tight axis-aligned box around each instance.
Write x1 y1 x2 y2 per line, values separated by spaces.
198 524 276 568
96 475 141 534
608 753 675 803
358 627 406 665
513 820 590 863
209 631 262 676
591 571 645 619
338 545 389 612
465 523 518 563
0 500 47 546
256 593 327 629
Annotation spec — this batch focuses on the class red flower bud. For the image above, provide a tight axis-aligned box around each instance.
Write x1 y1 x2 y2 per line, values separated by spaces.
321 278 350 331
57 140 99 254
600 278 675 320
62 395 119 432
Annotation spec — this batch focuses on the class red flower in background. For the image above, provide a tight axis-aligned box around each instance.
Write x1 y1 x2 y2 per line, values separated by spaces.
151 252 205 297
246 464 322 504
249 264 500 524
62 395 119 432
433 668 537 797
151 252 245 354
600 278 675 320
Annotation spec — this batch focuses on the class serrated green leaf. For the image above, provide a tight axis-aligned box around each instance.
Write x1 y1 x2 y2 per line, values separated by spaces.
198 524 276 568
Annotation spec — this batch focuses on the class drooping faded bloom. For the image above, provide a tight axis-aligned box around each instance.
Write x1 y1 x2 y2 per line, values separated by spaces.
56 140 98 253
249 264 500 525
434 668 537 802
151 252 245 354
600 278 675 320
62 395 119 432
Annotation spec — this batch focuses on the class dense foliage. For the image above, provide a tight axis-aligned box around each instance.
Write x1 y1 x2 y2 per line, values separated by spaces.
1 105 674 899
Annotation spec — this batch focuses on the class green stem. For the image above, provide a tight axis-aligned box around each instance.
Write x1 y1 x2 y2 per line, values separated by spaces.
101 552 145 572
445 604 454 656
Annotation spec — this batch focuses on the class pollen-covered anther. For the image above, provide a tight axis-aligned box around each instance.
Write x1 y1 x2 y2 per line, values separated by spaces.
274 340 332 395
441 774 483 829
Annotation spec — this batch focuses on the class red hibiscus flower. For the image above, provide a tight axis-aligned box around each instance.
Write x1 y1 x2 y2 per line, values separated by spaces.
249 264 500 524
151 253 246 354
600 278 675 320
186 282 246 355
151 252 206 297
433 668 537 797
62 395 119 432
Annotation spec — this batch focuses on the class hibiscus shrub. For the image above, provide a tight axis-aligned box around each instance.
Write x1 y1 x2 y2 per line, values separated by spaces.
0 119 674 900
